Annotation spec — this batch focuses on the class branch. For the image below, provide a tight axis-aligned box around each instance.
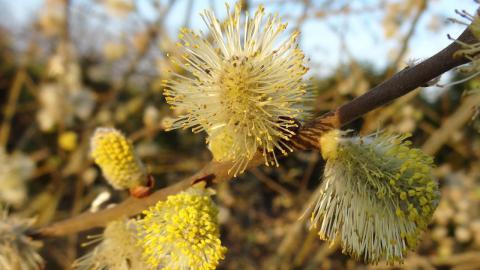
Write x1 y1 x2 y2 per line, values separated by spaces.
36 24 478 238
388 0 427 74
36 157 262 237
297 25 477 146
0 69 26 147
422 93 480 155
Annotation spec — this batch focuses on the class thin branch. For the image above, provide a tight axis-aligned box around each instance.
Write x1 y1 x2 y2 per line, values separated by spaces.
36 23 479 238
297 25 478 147
422 93 480 155
0 69 25 148
36 157 262 237
250 168 294 198
388 0 427 74
99 0 176 111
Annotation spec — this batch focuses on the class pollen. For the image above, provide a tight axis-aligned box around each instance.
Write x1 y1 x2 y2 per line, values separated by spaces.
90 127 147 190
318 129 340 160
307 131 439 264
138 186 227 270
163 3 311 176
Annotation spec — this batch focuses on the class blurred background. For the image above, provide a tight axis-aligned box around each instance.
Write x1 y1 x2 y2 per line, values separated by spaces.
1 0 480 269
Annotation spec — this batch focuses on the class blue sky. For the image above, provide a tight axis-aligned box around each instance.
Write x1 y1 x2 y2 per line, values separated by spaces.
2 0 479 78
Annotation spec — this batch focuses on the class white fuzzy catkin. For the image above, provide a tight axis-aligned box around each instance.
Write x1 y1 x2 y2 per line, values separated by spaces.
308 130 439 264
163 3 310 176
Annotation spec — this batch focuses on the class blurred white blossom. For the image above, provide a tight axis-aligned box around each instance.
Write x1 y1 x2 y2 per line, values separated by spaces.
0 149 35 207
0 208 44 270
73 219 147 270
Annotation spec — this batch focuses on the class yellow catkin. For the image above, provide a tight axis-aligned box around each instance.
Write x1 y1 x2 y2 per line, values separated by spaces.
163 3 311 176
309 131 439 265
138 186 227 270
90 127 146 189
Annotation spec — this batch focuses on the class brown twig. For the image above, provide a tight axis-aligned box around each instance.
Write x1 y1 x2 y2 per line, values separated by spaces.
250 168 294 198
36 24 478 238
296 25 477 147
388 0 427 74
422 93 480 155
0 69 26 148
37 157 261 237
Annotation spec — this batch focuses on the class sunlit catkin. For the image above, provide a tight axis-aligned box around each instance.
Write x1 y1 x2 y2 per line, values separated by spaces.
138 186 227 270
90 127 147 190
308 130 439 264
163 3 310 176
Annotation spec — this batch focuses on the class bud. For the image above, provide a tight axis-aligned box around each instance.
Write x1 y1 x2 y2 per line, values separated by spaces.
138 186 227 269
307 130 439 264
90 127 147 190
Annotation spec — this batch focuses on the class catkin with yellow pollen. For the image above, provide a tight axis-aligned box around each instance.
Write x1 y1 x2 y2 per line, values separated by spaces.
306 130 439 264
163 3 311 176
90 127 147 190
138 186 227 270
